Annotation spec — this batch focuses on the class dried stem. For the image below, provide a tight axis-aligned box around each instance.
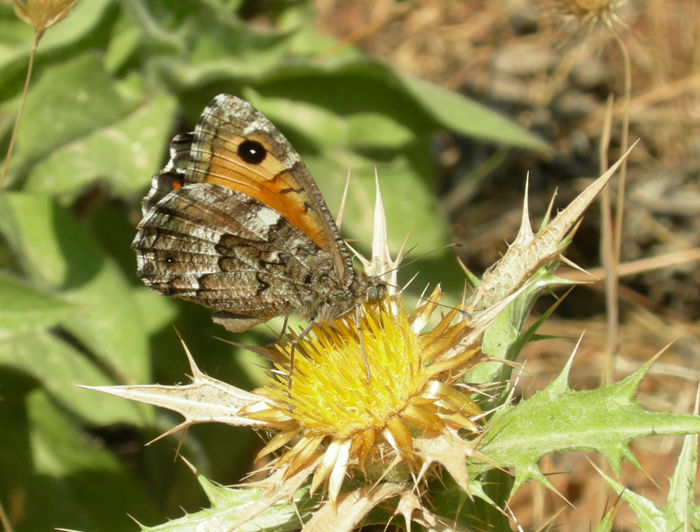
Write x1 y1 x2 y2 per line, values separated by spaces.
599 96 618 385
601 26 632 385
0 30 42 191
0 496 13 532
611 28 631 267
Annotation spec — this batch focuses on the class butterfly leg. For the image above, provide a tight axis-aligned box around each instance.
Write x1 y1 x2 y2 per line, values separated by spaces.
286 320 317 394
276 315 290 346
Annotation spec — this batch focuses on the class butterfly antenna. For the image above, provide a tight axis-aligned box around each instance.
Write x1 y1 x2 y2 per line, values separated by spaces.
384 273 471 320
395 242 463 270
368 233 470 319
411 288 472 320
335 169 352 231
395 221 414 263
414 282 462 316
375 242 462 292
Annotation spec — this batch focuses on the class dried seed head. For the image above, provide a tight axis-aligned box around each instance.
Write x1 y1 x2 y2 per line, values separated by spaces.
13 0 78 36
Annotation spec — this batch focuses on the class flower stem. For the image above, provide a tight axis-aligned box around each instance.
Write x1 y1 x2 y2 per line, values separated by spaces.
0 29 43 191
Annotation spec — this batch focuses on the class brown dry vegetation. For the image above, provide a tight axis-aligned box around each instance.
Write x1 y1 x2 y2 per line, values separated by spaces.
314 0 700 530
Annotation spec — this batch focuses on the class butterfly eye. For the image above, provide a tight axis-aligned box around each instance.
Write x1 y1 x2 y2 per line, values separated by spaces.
238 140 267 165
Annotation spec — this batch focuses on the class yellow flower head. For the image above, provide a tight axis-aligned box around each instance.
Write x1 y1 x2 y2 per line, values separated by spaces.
242 292 483 505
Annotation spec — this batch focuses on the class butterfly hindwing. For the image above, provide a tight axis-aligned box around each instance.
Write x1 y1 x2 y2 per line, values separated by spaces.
134 183 339 322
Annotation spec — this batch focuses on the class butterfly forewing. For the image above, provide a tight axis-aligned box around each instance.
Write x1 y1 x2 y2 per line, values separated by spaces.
188 95 351 279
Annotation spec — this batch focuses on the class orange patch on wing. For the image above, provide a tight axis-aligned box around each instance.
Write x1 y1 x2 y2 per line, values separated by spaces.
202 134 333 254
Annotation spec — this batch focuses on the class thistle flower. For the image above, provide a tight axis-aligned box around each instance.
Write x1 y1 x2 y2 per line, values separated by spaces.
86 155 632 530
242 291 484 508
231 186 499 527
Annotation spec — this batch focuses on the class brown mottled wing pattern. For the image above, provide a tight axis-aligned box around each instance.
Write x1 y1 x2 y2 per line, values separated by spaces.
187 95 353 280
132 95 381 332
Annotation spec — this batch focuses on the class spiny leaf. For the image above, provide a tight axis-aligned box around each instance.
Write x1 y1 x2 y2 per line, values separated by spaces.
477 355 700 495
141 475 307 532
591 402 700 531
83 341 266 435
666 423 700 529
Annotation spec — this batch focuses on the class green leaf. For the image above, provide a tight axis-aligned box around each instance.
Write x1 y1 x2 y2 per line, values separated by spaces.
478 357 700 494
0 271 74 338
162 53 545 152
190 20 295 74
346 112 415 149
153 19 296 88
0 6 34 55
0 332 149 426
665 427 700 529
304 147 446 253
592 507 616 532
403 76 550 152
11 53 139 171
0 193 150 382
597 467 667 531
15 390 158 531
0 0 115 100
252 57 546 151
104 13 143 74
143 477 305 531
24 91 178 200
131 286 179 336
594 416 700 531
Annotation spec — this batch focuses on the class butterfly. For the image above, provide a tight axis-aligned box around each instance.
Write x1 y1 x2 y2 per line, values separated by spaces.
132 94 386 333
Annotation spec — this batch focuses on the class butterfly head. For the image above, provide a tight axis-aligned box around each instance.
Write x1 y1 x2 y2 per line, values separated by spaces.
315 270 388 323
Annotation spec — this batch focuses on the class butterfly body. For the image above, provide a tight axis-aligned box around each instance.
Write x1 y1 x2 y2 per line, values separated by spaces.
133 94 385 332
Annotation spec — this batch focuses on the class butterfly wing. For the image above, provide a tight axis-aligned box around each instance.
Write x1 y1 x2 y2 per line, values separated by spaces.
139 132 194 214
187 95 353 282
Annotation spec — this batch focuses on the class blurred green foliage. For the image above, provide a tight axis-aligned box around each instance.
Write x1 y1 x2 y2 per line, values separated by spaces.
0 0 545 529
